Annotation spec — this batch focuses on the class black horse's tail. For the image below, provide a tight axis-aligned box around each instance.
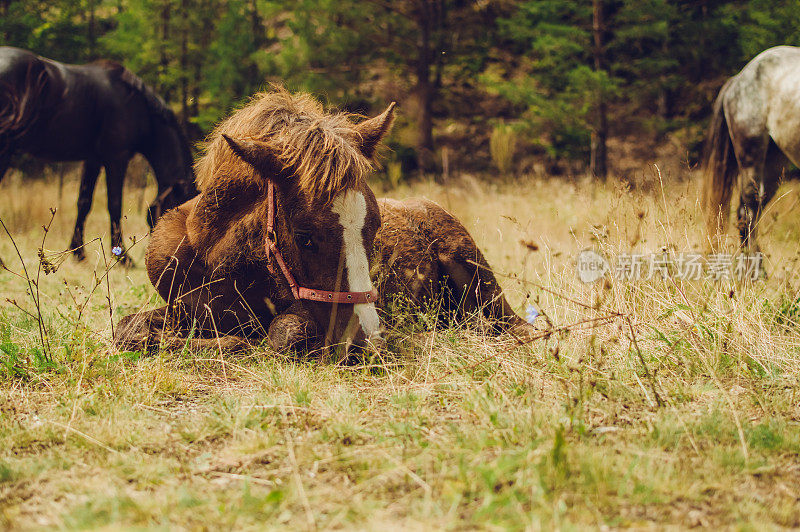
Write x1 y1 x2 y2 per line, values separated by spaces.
0 61 48 153
701 79 738 246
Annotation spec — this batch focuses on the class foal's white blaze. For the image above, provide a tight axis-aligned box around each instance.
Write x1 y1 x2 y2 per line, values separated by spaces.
331 191 381 338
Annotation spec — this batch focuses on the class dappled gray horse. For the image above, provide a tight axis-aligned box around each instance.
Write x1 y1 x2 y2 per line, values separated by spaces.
703 45 800 249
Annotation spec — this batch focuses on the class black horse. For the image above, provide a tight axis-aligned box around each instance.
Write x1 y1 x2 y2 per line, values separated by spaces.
0 46 197 261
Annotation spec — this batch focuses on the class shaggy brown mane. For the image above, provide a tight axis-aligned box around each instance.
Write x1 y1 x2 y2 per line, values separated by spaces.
195 87 374 203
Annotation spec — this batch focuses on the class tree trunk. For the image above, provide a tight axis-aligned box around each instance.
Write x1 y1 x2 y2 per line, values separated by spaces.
591 100 608 181
247 0 263 91
160 1 172 101
414 1 437 174
657 37 670 119
179 0 189 124
250 0 262 48
192 0 212 119
87 0 96 57
415 71 436 173
591 0 608 181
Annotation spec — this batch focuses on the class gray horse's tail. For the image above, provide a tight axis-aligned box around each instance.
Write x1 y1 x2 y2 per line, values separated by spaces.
701 79 738 244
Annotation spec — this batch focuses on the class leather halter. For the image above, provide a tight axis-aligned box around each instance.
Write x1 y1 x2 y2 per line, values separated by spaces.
264 181 379 305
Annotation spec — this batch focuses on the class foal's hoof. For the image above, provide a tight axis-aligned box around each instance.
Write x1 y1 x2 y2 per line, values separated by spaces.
114 313 152 352
268 311 321 353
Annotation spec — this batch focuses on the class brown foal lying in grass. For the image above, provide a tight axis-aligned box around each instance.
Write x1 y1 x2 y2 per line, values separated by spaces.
114 89 532 355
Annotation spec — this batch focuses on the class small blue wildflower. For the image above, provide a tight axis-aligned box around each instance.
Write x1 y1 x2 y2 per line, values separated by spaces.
525 304 539 324
111 246 123 257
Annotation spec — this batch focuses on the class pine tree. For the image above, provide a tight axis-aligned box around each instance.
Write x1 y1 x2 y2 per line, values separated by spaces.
260 0 497 174
483 0 618 170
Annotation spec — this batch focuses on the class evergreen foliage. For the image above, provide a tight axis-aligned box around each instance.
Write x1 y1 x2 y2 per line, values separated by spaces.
2 0 800 173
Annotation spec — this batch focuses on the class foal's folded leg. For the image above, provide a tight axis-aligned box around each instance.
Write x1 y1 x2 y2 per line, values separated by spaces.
114 306 171 353
114 305 254 354
267 303 321 353
424 202 534 336
180 335 254 354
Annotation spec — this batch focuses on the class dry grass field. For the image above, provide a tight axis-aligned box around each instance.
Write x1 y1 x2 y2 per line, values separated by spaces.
2 164 800 530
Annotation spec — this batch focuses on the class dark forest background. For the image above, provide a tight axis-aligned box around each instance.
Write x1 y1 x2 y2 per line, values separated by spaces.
2 0 799 180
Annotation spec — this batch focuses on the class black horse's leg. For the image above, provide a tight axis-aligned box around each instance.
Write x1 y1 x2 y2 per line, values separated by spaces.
0 156 9 184
0 148 11 184
0 136 13 183
104 158 131 264
70 160 102 260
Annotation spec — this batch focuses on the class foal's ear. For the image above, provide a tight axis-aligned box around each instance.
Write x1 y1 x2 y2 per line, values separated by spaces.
355 102 396 159
222 134 282 172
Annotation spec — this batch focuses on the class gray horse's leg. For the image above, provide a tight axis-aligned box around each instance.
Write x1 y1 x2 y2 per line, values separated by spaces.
759 141 786 217
737 138 787 251
733 130 769 250
744 141 788 256
737 167 760 249
70 160 102 260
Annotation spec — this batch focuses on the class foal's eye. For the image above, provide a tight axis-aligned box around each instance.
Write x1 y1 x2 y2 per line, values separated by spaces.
295 231 317 251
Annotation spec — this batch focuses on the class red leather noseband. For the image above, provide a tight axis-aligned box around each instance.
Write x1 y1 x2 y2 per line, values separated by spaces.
264 181 379 305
